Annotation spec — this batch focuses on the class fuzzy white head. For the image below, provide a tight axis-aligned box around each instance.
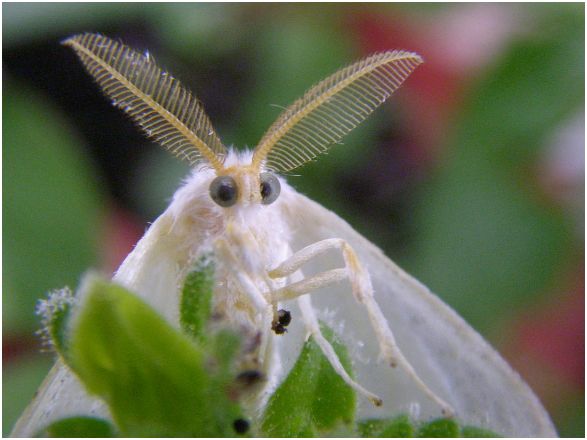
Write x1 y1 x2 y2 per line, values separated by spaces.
168 149 294 341
168 149 291 266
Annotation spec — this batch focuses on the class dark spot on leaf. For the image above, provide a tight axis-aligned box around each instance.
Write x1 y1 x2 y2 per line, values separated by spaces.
233 418 250 434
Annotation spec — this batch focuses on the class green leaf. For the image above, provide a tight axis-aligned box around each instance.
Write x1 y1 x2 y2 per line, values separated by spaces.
38 416 116 438
461 425 501 437
358 415 414 437
180 255 215 342
261 323 355 436
66 274 243 437
417 418 460 437
357 416 501 438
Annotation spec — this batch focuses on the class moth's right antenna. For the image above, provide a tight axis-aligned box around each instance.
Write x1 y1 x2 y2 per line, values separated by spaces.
63 33 227 172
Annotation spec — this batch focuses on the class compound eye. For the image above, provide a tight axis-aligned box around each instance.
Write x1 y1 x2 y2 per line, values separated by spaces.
209 175 238 207
260 172 281 205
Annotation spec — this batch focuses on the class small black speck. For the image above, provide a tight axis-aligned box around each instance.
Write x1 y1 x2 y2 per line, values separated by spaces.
236 369 263 386
233 418 250 434
277 309 292 327
271 321 287 334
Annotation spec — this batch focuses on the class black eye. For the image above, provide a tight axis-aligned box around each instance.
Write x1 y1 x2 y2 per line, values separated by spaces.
210 176 238 207
260 172 281 205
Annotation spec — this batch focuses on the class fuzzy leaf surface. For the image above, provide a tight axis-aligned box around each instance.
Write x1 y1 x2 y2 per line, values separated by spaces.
67 276 243 437
261 323 355 436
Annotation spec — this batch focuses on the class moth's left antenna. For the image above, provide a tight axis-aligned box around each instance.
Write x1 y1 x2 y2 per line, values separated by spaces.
63 33 227 172
251 51 423 173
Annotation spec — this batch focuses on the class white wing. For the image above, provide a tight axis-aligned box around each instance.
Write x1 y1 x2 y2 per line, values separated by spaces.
277 189 557 437
10 211 188 437
113 211 186 324
10 360 110 438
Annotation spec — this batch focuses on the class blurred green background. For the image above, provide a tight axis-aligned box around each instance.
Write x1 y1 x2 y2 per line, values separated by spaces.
3 3 584 437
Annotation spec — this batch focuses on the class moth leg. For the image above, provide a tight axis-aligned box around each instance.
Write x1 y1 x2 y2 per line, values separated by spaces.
270 238 454 416
298 294 383 406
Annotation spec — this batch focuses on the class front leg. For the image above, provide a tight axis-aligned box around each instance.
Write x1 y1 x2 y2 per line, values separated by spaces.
269 238 454 416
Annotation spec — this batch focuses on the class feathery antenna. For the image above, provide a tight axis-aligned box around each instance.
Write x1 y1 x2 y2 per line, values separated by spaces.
251 51 423 173
63 33 226 171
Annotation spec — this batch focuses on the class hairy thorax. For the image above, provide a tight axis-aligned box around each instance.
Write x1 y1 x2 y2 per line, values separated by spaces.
166 152 294 359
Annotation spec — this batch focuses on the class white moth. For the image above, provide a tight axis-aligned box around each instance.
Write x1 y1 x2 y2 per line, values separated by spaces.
12 33 556 437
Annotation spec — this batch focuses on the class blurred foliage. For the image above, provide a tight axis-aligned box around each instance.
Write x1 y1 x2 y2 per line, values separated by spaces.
39 416 117 438
2 3 139 45
3 84 103 435
3 2 583 437
3 86 102 333
404 5 583 335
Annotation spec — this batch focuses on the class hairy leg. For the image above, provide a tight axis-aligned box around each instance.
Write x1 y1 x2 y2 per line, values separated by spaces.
269 238 454 416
